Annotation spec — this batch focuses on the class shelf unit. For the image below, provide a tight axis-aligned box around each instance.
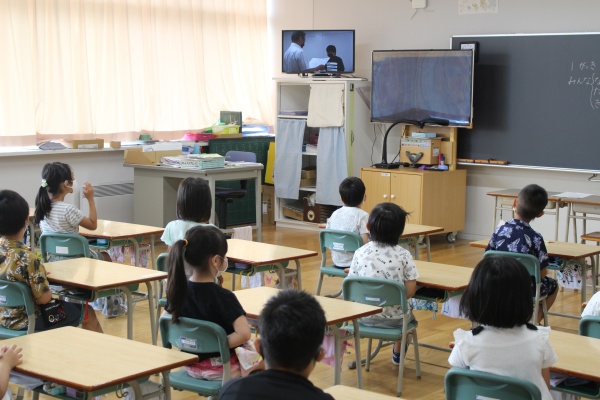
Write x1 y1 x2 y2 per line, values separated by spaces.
274 77 368 230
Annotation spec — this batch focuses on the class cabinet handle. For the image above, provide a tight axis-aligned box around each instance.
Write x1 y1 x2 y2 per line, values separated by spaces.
391 194 396 199
383 194 388 199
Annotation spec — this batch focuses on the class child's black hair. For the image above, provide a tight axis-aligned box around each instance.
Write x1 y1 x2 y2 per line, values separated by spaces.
166 225 227 323
368 202 408 246
258 289 326 372
34 162 73 225
338 177 366 207
459 255 534 328
517 184 548 221
176 177 212 223
0 190 29 237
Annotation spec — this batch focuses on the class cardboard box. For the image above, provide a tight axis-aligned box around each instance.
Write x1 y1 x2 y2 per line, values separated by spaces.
262 185 275 225
301 167 317 179
300 178 316 187
282 203 304 221
124 147 182 165
400 138 442 165
60 139 104 149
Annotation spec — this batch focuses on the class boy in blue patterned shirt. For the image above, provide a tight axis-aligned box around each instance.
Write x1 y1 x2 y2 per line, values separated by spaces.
486 184 558 323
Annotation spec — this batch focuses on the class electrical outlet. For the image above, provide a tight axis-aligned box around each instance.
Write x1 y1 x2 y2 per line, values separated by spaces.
412 0 426 9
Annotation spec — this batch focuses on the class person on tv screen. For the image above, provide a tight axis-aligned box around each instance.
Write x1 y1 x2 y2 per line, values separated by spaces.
326 45 345 73
283 31 325 74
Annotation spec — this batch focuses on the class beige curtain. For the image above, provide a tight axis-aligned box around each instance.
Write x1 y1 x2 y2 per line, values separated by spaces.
0 0 270 144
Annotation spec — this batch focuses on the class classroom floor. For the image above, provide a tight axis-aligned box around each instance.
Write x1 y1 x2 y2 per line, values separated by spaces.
22 225 587 400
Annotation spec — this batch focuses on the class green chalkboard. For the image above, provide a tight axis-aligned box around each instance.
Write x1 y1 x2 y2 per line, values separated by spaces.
451 33 600 171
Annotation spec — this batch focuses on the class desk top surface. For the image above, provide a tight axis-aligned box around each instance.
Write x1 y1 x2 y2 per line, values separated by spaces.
234 287 381 326
551 330 600 382
128 163 264 173
415 260 472 291
487 189 563 201
402 224 444 237
79 219 164 239
226 239 317 265
3 327 196 391
560 195 600 205
324 385 402 399
470 239 600 259
45 258 166 290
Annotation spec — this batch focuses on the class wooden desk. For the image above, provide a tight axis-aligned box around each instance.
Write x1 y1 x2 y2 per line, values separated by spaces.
551 330 600 382
45 258 167 344
401 224 444 261
2 327 196 400
470 239 600 314
226 239 317 290
129 163 263 241
80 219 164 270
324 385 403 400
233 286 382 387
561 195 600 243
487 189 564 240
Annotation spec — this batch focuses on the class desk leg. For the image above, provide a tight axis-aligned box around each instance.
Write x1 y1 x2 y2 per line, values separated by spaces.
350 320 363 388
146 282 157 345
127 380 143 400
493 197 499 233
162 371 172 400
122 286 133 340
412 237 419 261
132 239 140 267
254 174 262 242
425 235 431 262
554 204 560 241
294 259 302 290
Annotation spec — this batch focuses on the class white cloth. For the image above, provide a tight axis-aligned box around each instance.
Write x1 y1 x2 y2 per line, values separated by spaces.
283 42 307 73
348 242 419 324
316 127 347 206
39 201 84 234
233 226 262 289
326 206 369 267
274 118 305 200
307 84 344 127
448 325 557 400
582 291 600 317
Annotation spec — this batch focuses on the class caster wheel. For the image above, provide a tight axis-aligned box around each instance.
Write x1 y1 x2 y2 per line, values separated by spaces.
446 232 457 243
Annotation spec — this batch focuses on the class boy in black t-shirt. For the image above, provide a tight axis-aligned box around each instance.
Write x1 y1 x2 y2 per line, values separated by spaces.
218 290 333 400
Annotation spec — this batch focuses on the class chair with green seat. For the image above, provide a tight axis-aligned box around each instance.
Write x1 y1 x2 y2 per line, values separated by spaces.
484 251 548 326
551 316 600 399
159 315 232 399
39 232 147 311
0 280 37 338
444 367 542 400
316 229 363 297
342 276 421 397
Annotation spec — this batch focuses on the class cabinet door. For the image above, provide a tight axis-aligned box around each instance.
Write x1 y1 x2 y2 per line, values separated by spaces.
391 173 422 224
361 170 391 214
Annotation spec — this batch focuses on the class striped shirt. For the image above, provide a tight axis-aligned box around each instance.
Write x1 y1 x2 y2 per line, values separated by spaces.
39 201 84 234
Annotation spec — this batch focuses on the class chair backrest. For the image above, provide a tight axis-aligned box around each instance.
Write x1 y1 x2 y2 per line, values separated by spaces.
156 252 168 273
579 315 600 338
225 151 257 163
484 250 541 283
342 276 408 314
39 232 91 262
444 367 542 400
159 315 232 383
319 229 364 267
0 280 37 335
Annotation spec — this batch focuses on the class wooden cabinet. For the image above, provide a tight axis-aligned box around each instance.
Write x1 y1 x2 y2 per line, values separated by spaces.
361 167 467 234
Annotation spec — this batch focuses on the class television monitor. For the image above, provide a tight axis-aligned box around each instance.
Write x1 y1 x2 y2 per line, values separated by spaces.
371 49 474 127
282 30 355 75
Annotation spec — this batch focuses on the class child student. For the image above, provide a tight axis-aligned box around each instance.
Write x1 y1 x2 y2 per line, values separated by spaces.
348 202 419 365
160 177 213 246
325 176 369 270
0 190 103 333
165 225 256 380
34 161 110 262
486 184 558 322
218 289 334 400
0 344 23 400
449 255 557 400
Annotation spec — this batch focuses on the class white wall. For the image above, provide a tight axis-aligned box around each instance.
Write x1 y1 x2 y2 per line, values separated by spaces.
267 0 600 241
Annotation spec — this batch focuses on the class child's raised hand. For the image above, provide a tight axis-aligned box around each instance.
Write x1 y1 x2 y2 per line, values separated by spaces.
82 181 95 200
0 345 23 368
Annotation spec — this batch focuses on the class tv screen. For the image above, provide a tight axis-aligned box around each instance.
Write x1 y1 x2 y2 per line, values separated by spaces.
282 30 355 75
371 49 474 127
